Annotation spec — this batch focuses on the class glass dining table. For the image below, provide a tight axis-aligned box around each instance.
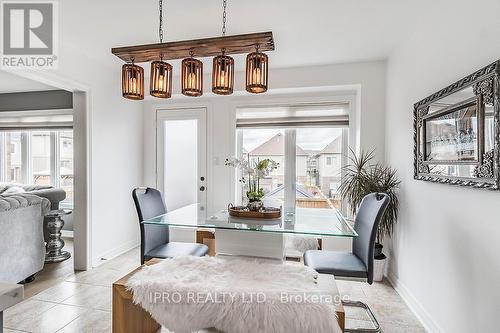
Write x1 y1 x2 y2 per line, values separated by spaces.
144 204 357 236
143 204 357 259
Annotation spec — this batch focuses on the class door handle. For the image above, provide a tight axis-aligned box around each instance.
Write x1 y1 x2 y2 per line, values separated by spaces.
199 186 205 191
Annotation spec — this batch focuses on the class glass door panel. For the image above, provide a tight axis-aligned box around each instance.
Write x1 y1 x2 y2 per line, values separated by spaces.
157 109 207 214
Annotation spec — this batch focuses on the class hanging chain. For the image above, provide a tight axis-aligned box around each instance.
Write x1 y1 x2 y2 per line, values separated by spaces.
222 0 227 36
159 0 164 44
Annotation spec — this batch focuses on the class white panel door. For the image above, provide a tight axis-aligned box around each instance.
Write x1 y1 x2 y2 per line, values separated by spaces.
156 108 207 222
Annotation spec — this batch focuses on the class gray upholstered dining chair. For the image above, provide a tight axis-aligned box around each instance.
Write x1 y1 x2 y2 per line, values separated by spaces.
304 192 390 333
132 187 208 264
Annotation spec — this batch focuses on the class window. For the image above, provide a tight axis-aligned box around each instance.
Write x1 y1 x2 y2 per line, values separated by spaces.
0 132 23 183
296 128 345 210
0 130 74 206
31 131 52 185
236 103 349 213
59 131 74 203
238 128 285 206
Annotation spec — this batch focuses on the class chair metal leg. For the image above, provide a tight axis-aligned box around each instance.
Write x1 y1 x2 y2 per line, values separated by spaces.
342 300 381 333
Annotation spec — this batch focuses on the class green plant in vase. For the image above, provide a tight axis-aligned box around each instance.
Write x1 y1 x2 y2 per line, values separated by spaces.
225 156 279 211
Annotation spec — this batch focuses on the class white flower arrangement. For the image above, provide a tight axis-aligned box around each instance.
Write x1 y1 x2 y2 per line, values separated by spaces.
225 155 279 202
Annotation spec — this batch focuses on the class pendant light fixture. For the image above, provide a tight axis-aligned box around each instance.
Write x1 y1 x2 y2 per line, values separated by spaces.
150 0 173 98
212 0 234 95
182 51 203 97
122 59 144 100
113 0 275 100
246 44 268 94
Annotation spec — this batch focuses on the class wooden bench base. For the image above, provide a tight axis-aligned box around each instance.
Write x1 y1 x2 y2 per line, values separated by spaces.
112 259 344 332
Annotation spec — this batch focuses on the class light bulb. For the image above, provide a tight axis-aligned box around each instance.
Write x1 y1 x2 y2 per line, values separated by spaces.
131 77 137 93
187 72 196 89
158 74 164 90
220 70 227 86
252 68 261 83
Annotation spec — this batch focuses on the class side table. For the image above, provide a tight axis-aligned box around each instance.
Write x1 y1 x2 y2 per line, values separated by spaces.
44 209 72 263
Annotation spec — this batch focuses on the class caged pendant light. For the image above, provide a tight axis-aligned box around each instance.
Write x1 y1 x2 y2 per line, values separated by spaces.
150 59 173 98
150 0 173 99
122 59 144 100
212 0 234 95
212 51 234 95
246 44 268 94
181 52 203 97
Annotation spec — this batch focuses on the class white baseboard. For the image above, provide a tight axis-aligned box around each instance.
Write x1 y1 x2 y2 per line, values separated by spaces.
92 238 140 268
61 230 74 238
387 272 443 333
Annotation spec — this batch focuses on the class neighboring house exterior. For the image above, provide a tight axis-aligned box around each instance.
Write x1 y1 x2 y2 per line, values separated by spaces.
248 133 308 192
317 136 342 197
246 133 342 209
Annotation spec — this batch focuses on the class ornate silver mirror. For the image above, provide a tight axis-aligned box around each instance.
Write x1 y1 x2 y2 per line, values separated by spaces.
414 61 499 189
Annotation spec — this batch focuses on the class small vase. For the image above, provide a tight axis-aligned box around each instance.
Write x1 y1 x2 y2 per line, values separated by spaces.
247 200 263 211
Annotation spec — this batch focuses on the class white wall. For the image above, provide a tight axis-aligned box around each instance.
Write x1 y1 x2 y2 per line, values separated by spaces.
385 1 500 331
10 2 145 267
144 61 386 217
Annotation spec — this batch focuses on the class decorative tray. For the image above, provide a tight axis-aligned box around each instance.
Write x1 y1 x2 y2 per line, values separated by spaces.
228 204 282 219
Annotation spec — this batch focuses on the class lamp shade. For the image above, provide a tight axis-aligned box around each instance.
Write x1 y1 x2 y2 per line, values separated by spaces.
212 54 234 95
150 60 173 98
122 63 144 100
181 57 203 97
246 51 268 94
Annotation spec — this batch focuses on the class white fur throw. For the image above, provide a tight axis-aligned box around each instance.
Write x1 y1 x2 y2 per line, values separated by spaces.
127 256 341 333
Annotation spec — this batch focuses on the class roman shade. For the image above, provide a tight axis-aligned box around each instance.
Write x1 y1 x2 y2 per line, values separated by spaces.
0 110 73 130
236 102 349 128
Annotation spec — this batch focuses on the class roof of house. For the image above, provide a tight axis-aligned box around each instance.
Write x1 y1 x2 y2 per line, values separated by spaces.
319 136 342 154
249 133 308 156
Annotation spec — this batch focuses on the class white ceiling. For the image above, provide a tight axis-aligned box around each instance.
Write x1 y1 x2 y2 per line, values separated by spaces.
0 71 57 93
0 0 429 92
62 0 428 71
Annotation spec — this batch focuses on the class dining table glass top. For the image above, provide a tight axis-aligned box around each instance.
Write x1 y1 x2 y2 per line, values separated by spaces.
143 204 358 237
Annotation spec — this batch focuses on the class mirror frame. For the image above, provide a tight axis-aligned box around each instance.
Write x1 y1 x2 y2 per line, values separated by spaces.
413 60 500 190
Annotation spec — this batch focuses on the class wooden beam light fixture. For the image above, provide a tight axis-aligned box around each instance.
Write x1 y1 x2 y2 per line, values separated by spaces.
112 0 274 99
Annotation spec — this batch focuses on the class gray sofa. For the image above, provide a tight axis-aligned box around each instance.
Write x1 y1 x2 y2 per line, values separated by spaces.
0 194 50 283
0 184 66 283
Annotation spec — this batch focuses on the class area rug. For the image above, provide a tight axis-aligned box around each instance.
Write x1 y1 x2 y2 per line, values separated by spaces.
127 256 341 333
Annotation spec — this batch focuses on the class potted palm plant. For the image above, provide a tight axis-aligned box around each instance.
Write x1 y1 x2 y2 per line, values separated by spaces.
338 149 400 281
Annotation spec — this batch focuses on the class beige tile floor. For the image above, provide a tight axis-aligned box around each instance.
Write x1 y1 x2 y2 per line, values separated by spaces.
4 243 426 333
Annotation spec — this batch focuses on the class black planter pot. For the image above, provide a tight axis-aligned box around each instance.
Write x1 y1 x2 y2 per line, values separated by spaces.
374 243 383 257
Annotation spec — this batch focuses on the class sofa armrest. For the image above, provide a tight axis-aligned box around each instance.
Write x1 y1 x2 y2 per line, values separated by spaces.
28 188 66 210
